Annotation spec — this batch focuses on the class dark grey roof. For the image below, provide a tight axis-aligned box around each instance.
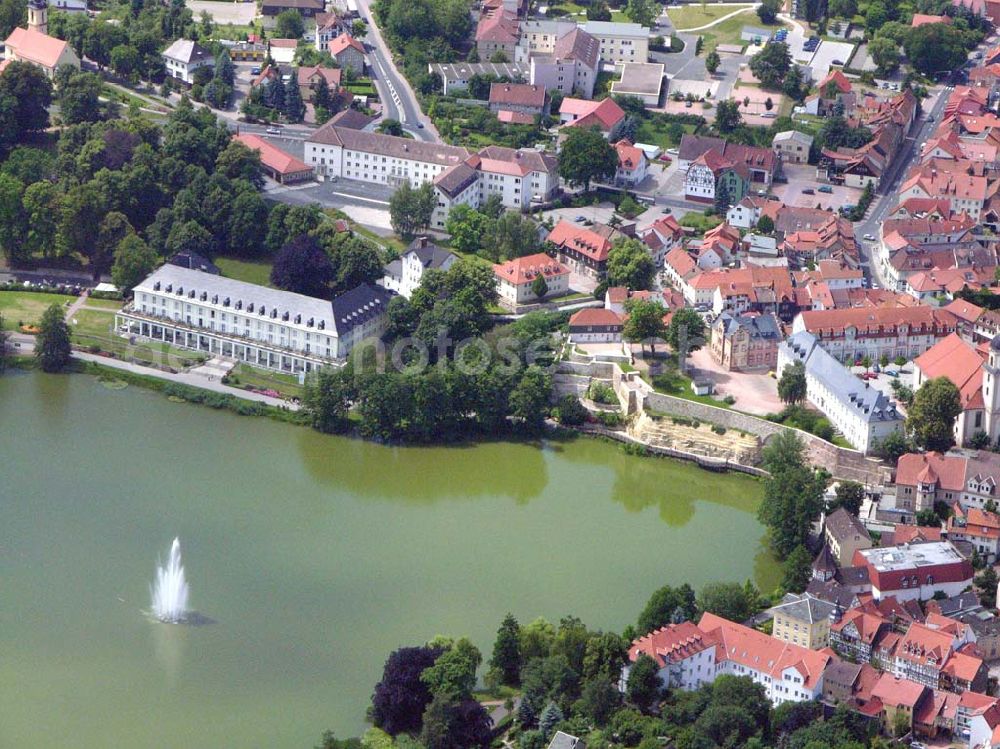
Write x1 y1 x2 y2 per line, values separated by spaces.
932 592 983 617
331 283 395 335
406 237 456 269
382 258 402 283
434 162 479 198
329 108 378 131
812 543 837 573
780 331 903 425
836 565 870 586
162 39 214 65
825 507 870 544
307 124 471 165
824 659 862 688
716 311 781 341
771 592 837 624
806 578 857 608
957 610 1000 637
678 133 726 163
168 251 220 275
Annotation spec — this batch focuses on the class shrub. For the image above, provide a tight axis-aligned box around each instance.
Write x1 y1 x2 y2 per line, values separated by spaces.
711 424 727 435
588 381 617 404
556 395 588 426
723 394 736 405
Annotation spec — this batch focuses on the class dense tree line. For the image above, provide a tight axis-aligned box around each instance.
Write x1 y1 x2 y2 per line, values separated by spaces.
445 199 541 262
757 431 828 559
371 0 470 92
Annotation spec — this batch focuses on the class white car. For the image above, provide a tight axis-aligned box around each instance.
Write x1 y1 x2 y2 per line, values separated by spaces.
666 147 679 155
863 233 875 241
266 126 282 135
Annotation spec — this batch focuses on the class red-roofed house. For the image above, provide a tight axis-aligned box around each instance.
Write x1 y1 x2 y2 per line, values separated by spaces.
623 622 716 692
684 148 750 207
853 542 974 603
912 12 950 25
894 450 1000 515
913 332 990 447
559 97 626 134
233 133 314 184
641 214 684 266
870 673 928 734
547 220 629 279
613 139 648 186
947 503 1000 560
830 608 892 664
493 253 569 308
489 83 548 116
328 34 366 75
568 307 624 342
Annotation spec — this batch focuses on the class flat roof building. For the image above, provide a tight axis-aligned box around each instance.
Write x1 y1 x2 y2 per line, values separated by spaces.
610 62 664 106
853 542 974 602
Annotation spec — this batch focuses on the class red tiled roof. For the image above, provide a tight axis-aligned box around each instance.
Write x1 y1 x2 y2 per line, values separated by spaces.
615 139 645 171
233 133 313 177
493 253 568 285
329 34 365 56
912 12 950 25
569 308 623 327
913 333 985 409
798 305 955 337
628 622 714 667
872 673 927 708
548 220 614 263
497 110 535 124
942 650 984 682
561 97 626 131
489 83 547 108
4 27 71 69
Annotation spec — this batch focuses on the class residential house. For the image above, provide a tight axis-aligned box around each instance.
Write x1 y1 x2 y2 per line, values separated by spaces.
315 12 349 51
581 20 650 66
488 82 547 118
804 70 855 117
161 39 213 85
771 592 838 649
790 306 957 364
685 149 750 207
709 311 781 372
558 97 625 134
830 608 892 665
476 7 521 61
726 195 782 230
640 214 684 267
773 130 813 164
942 298 985 342
546 732 584 749
328 35 366 75
947 503 1000 561
782 215 859 268
528 27 599 98
853 542 975 602
296 65 344 103
380 237 457 299
870 674 928 735
547 220 630 280
777 331 904 452
427 61 526 96
568 308 624 343
613 139 648 186
895 450 1000 515
622 621 716 692
678 134 778 184
493 252 569 308
825 507 873 567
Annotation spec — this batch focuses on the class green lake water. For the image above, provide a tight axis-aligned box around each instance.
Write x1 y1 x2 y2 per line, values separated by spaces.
0 371 779 748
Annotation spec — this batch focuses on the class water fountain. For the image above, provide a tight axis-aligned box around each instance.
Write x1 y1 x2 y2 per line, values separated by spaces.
151 538 189 624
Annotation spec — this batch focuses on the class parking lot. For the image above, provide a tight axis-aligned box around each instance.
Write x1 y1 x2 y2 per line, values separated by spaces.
773 163 864 211
187 0 257 26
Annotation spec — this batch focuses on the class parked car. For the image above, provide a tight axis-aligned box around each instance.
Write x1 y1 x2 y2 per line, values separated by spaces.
818 185 833 193
832 58 844 65
266 126 281 135
251 66 261 74
574 215 587 222
802 187 814 195
863 233 875 241
666 148 679 155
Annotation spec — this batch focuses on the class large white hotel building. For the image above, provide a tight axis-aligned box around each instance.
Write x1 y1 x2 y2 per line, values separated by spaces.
115 265 393 374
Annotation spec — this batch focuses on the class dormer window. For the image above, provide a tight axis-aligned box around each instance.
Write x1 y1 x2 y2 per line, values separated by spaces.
212 295 218 304
200 292 207 301
154 281 161 291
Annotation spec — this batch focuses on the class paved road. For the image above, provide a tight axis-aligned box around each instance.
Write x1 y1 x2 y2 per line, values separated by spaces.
355 0 439 142
854 85 952 289
8 332 300 410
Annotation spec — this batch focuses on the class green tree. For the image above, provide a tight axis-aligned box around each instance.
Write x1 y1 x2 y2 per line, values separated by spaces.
558 127 618 191
626 654 662 713
482 211 540 261
759 431 828 558
625 0 658 27
490 613 522 686
977 566 999 608
904 23 967 76
35 303 72 373
606 237 655 290
283 80 306 122
666 308 706 358
697 580 762 622
869 37 901 76
444 204 490 254
756 214 774 234
781 544 813 593
831 481 865 515
538 702 564 739
377 118 405 137
110 44 140 79
623 298 666 355
636 583 696 633
782 64 805 100
715 99 742 134
302 367 353 433
756 0 782 23
907 377 962 452
111 234 157 295
509 365 551 432
531 273 549 300
275 9 305 38
576 677 621 727
352 19 368 37
0 173 28 263
778 361 807 405
390 182 436 239
0 61 52 153
705 49 721 74
420 637 482 700
58 69 104 124
749 41 791 89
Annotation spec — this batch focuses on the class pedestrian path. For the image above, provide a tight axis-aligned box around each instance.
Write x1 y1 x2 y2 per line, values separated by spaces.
674 3 760 32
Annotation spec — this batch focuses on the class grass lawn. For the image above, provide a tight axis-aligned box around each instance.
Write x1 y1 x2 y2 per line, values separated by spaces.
650 364 735 410
636 119 698 149
227 363 304 399
215 256 273 286
69 308 116 340
0 291 74 330
678 211 723 233
695 15 788 54
82 298 124 311
666 3 754 30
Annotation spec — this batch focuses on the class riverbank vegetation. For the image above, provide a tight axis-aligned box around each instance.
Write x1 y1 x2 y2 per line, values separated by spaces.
316 568 882 749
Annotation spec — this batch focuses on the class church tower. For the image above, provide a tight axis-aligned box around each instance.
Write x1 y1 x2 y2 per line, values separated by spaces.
27 0 48 35
983 336 1000 444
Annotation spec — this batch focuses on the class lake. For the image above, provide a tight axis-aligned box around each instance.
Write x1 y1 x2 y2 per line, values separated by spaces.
0 371 778 748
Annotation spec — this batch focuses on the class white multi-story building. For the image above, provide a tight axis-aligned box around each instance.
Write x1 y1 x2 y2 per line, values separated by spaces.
777 331 904 453
493 253 570 308
582 20 650 65
381 237 457 299
304 124 558 230
624 615 831 706
117 266 393 374
161 39 214 85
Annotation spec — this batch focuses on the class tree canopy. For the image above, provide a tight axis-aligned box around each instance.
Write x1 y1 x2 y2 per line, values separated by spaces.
558 127 618 191
907 376 962 452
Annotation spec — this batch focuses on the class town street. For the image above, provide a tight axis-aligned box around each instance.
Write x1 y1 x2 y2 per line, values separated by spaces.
854 84 953 289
